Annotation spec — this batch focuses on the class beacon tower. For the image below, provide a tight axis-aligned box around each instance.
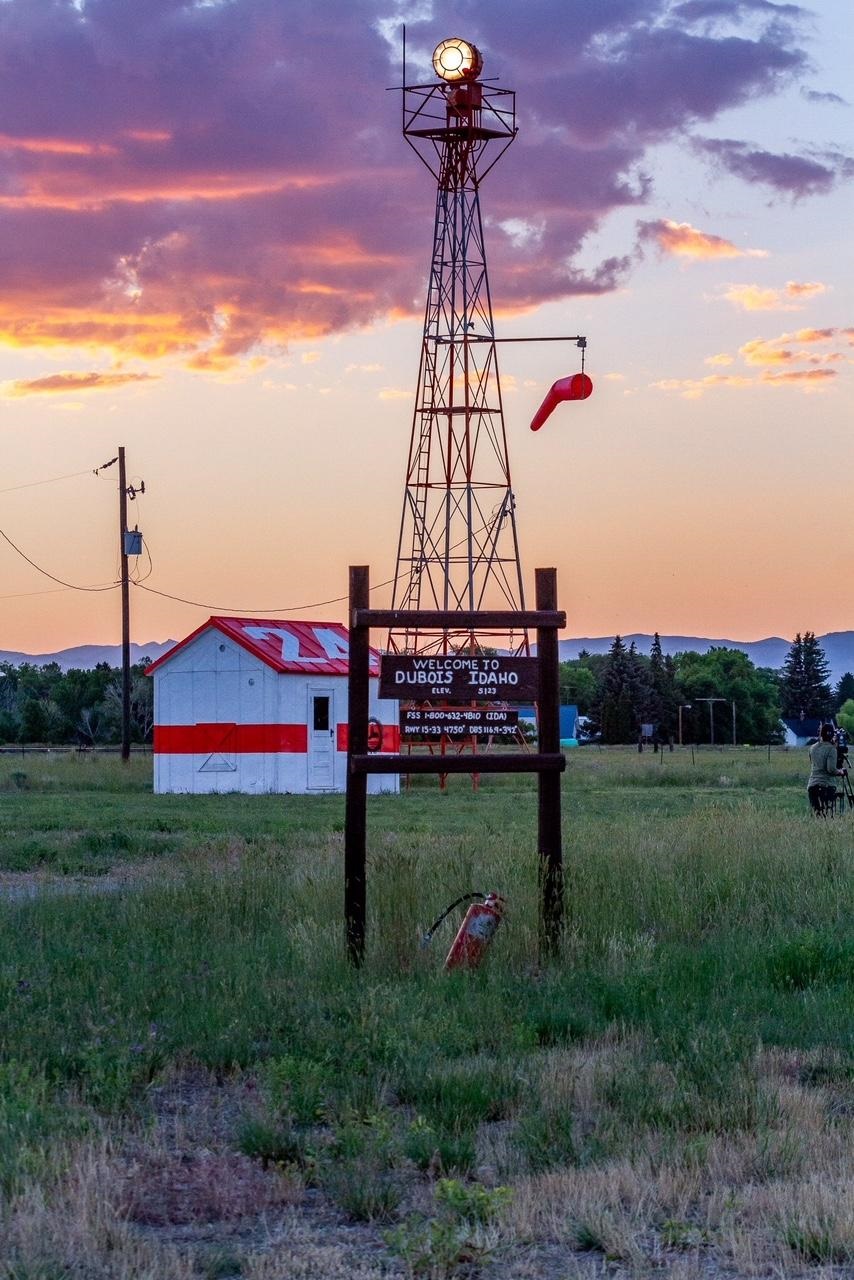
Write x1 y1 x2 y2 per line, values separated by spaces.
390 39 524 656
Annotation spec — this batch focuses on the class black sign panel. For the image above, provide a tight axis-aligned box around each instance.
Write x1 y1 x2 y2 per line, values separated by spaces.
380 654 538 702
400 708 519 740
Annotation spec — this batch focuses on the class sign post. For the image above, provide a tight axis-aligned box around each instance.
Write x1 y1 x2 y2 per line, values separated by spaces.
345 568 566 966
535 568 563 957
344 566 369 965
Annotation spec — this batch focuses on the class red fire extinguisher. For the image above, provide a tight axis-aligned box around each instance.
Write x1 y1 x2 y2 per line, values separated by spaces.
421 892 506 971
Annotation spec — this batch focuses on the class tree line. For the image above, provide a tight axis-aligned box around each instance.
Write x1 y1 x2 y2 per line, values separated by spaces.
0 661 153 746
0 631 850 746
561 631 853 745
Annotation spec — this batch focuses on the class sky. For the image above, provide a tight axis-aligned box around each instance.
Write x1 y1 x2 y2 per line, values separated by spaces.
1 0 852 654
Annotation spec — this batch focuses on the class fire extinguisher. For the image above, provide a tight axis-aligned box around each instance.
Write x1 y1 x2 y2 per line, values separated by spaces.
421 892 506 971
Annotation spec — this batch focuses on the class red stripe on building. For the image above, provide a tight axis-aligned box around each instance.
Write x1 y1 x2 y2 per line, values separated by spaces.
154 723 308 754
336 724 400 752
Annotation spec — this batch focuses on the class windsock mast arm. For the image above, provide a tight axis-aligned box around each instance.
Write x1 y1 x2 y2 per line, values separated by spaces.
436 334 587 348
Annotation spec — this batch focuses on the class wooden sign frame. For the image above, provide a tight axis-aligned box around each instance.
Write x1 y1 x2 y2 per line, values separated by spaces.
344 565 565 966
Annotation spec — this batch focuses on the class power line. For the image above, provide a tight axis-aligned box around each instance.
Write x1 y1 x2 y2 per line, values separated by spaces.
128 519 496 615
0 527 119 593
130 578 363 613
0 468 94 496
0 586 76 600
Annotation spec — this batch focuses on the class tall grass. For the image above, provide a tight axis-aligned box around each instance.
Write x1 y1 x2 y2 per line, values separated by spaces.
2 746 853 1275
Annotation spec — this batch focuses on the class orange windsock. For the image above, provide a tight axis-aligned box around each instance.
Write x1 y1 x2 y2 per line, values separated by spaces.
530 372 593 431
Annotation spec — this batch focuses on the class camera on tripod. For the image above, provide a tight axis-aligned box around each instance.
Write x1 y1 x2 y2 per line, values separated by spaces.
835 726 849 771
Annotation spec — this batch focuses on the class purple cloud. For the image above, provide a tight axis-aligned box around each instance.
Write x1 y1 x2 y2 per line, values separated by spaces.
694 137 843 196
674 1 806 19
0 0 825 366
801 87 848 105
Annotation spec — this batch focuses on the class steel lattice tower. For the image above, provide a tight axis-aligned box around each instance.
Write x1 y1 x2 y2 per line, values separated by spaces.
390 40 525 655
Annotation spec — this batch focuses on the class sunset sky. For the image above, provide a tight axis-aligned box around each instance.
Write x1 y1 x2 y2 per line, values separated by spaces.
1 0 852 654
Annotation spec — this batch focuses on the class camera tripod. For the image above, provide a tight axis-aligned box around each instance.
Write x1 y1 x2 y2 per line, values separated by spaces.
831 768 854 815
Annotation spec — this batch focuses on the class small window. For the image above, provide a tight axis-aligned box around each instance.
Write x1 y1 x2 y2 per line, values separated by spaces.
313 696 330 732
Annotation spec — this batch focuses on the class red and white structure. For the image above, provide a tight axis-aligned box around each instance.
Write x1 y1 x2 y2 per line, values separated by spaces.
146 618 399 795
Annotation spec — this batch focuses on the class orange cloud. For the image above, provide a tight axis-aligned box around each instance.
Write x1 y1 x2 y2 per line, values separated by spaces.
650 374 754 398
740 337 793 365
4 370 158 396
759 368 837 385
0 171 330 213
740 331 848 366
721 284 797 311
721 283 831 312
782 327 837 343
639 219 766 259
123 129 172 143
785 280 826 298
0 133 118 156
0 301 208 359
704 353 734 366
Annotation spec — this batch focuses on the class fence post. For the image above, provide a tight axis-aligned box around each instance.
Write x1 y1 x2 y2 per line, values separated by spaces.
536 568 563 958
344 566 370 965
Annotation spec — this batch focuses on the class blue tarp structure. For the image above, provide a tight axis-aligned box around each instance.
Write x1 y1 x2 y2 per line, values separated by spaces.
516 704 578 740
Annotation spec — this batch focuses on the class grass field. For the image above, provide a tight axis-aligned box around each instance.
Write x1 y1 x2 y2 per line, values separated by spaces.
2 747 854 1278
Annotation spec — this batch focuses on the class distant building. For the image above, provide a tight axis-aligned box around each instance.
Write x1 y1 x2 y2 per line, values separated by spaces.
516 704 579 742
781 716 823 748
146 618 399 795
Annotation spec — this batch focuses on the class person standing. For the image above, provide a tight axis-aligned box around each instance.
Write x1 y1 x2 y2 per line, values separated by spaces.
808 723 847 815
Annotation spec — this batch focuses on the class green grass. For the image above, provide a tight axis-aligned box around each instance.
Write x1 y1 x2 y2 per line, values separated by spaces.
0 744 810 874
2 745 854 1272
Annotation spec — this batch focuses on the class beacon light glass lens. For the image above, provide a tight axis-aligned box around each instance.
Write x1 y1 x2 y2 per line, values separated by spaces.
432 38 483 82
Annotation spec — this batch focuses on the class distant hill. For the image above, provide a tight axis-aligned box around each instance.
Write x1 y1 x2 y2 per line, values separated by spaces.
0 641 176 672
558 632 854 684
4 631 854 684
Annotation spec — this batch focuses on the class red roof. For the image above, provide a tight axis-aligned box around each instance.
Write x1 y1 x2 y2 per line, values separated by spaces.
146 618 381 677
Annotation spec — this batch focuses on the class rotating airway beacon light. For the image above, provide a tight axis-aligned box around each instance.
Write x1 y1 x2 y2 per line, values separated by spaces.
432 38 483 82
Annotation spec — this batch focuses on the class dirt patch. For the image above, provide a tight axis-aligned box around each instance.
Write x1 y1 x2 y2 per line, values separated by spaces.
0 861 175 903
119 1148 299 1226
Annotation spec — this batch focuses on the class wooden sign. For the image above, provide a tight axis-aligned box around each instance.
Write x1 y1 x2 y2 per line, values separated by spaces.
379 653 538 701
400 708 519 740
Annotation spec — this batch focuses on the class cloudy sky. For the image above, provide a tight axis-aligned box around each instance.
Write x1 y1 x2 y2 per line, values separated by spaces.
1 0 852 652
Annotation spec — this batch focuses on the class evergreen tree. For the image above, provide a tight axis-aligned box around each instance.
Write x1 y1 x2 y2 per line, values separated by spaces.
835 672 854 711
600 636 642 743
627 641 653 726
649 632 678 738
780 632 833 719
779 633 805 718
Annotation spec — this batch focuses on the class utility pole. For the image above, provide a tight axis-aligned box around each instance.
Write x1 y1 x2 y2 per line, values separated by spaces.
695 696 726 747
117 447 144 762
732 699 737 747
678 703 692 747
118 447 130 762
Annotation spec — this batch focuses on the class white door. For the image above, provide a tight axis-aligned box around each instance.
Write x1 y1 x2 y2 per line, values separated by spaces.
307 687 335 789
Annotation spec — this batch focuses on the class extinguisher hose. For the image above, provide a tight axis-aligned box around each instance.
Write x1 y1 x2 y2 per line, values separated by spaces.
421 892 486 948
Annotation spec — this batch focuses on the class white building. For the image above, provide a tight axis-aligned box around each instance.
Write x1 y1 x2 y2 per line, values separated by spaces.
146 617 399 795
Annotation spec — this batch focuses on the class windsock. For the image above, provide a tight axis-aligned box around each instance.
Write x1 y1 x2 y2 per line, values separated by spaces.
530 372 593 431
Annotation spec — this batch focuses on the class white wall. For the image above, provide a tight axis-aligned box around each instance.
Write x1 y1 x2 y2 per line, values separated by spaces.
153 628 398 795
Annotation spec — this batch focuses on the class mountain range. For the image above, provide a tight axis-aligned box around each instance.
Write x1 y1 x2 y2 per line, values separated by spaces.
3 632 854 683
0 641 176 672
